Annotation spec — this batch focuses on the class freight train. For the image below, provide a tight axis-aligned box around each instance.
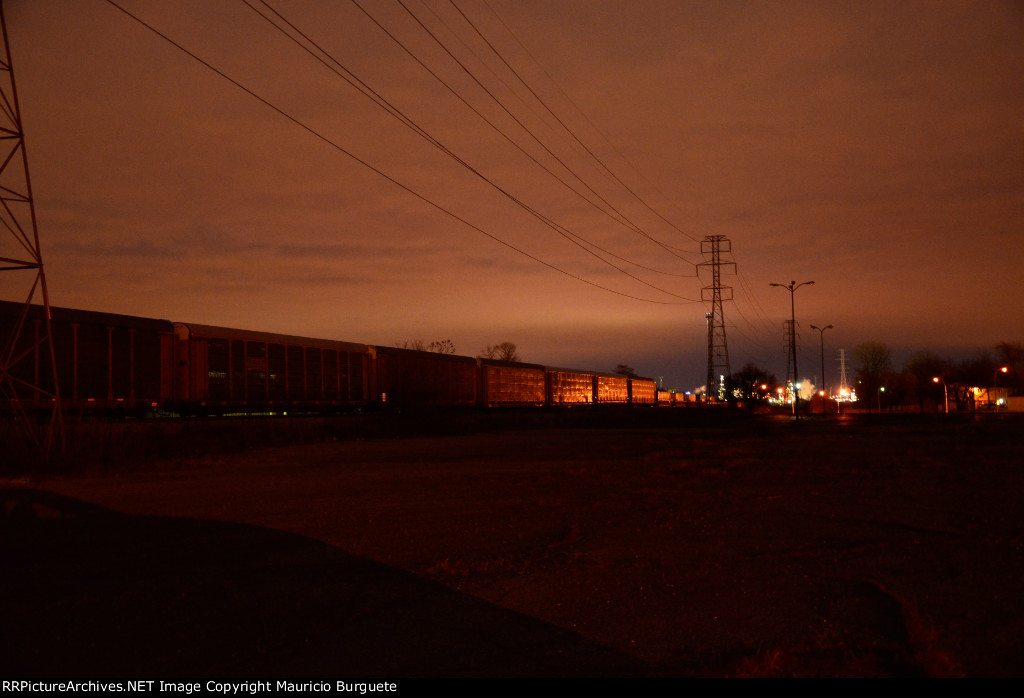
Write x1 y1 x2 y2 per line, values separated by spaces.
1 300 693 414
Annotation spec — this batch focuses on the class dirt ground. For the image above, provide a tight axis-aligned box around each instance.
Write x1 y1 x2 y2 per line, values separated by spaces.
3 412 1023 677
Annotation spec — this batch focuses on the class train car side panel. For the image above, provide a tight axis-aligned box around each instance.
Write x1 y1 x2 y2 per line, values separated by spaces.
173 322 370 410
545 368 595 405
479 360 546 406
596 374 629 404
374 346 478 407
629 377 657 405
1 301 173 410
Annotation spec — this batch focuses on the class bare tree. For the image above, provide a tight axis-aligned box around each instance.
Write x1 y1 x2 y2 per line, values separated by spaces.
854 342 893 412
479 342 519 362
904 350 948 413
613 363 638 378
396 339 455 354
730 363 777 400
428 339 455 354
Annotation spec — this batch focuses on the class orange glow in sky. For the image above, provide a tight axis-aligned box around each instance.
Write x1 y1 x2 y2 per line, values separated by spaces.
2 1 1021 390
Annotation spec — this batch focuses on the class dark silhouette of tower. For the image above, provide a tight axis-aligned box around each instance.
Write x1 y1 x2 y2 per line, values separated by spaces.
0 2 64 457
698 236 734 400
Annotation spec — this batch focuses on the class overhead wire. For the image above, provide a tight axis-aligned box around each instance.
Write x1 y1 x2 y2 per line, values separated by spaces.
475 0 705 247
413 0 570 153
380 0 698 266
253 1 692 279
244 0 698 298
461 0 796 338
439 0 703 261
470 0 790 364
99 0 696 305
239 0 698 279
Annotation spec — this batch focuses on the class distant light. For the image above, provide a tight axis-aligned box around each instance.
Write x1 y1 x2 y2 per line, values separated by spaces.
933 377 940 383
819 390 825 396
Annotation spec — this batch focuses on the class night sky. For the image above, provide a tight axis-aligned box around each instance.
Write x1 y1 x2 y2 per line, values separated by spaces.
4 0 1022 391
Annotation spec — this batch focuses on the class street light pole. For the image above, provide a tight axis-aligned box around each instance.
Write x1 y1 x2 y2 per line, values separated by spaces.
770 280 814 419
933 376 948 414
809 324 833 398
994 366 1009 408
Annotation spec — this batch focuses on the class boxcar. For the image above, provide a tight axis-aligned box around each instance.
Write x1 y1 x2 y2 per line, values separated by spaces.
545 367 596 405
372 345 478 407
173 322 370 410
0 300 174 410
628 377 658 405
595 373 630 404
478 359 546 406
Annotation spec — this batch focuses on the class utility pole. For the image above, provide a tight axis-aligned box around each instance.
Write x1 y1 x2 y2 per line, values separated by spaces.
783 319 795 394
698 236 735 400
770 280 814 418
0 1 64 458
810 324 833 396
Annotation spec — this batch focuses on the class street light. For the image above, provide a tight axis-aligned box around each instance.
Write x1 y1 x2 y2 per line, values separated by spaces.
994 366 1009 408
809 323 833 399
933 376 948 414
770 280 814 418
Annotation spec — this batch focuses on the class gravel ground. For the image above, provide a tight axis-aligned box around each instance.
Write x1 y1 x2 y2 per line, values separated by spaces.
3 412 1023 677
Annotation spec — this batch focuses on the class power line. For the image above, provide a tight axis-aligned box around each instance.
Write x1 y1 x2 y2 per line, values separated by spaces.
379 0 697 265
446 0 701 256
244 0 697 299
476 0 706 247
99 0 696 305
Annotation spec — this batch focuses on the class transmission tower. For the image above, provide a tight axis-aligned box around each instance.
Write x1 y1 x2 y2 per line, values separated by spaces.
838 348 850 396
698 235 735 400
0 2 64 457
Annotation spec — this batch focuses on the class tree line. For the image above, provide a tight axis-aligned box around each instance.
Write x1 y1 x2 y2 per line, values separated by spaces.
852 340 1022 412
726 341 1022 412
394 340 520 362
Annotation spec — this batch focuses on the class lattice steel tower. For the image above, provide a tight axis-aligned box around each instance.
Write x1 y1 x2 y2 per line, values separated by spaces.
838 348 850 396
0 1 63 457
698 235 735 399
